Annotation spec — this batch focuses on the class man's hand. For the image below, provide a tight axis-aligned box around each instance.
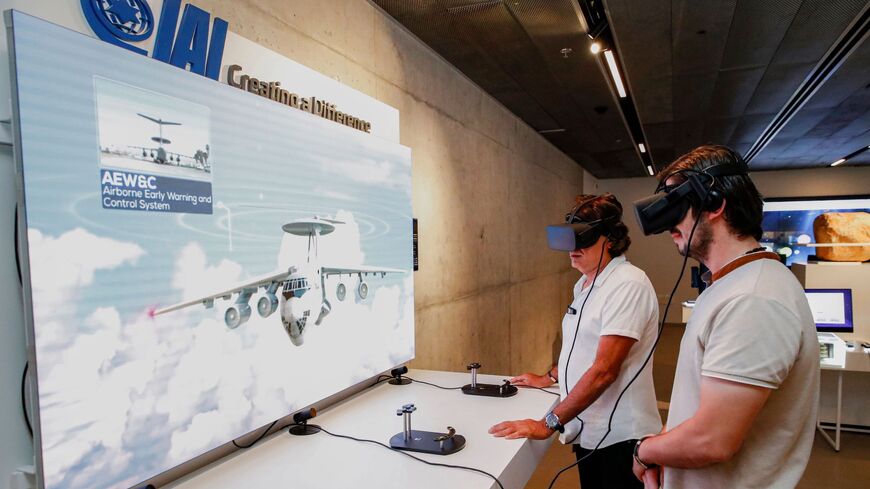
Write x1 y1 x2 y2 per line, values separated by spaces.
643 466 660 489
633 458 661 488
509 373 553 388
488 419 554 440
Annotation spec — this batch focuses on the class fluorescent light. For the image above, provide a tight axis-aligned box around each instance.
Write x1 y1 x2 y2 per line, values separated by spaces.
590 41 602 54
831 158 846 167
646 165 654 176
638 143 646 153
603 50 626 98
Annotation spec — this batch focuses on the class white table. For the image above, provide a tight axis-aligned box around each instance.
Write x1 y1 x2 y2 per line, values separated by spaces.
167 370 559 489
817 347 870 451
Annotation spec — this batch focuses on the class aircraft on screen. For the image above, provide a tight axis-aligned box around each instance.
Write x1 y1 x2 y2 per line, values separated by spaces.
154 216 405 346
127 112 211 172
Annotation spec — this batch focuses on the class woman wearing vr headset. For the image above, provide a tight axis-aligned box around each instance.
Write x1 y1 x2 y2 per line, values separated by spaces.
489 193 661 489
631 145 818 489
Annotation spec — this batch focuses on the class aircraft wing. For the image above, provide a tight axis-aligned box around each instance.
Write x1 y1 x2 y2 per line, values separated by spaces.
154 268 292 315
320 265 405 278
137 113 182 125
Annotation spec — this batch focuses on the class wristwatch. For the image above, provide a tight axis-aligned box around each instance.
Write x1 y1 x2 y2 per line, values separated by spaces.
546 368 557 384
544 411 564 433
633 436 658 470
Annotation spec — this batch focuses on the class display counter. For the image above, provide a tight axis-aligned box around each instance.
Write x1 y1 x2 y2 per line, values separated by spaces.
167 370 559 489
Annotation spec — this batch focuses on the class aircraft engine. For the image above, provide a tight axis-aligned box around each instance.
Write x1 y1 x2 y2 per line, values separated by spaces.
224 304 252 329
357 280 369 300
336 283 347 301
257 294 279 318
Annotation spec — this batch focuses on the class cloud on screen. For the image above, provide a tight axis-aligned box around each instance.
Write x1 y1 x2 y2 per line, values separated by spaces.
29 215 412 488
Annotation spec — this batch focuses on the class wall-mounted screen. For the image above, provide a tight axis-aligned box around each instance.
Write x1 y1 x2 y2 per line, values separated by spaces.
9 11 413 489
761 196 870 266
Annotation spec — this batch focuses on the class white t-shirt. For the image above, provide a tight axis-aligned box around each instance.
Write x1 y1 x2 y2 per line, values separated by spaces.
557 255 662 449
665 253 819 489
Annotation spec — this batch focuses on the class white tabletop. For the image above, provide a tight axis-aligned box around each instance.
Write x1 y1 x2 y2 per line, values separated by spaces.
821 348 870 373
167 370 560 489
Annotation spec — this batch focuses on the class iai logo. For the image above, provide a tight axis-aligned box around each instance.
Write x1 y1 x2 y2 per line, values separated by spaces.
81 0 228 81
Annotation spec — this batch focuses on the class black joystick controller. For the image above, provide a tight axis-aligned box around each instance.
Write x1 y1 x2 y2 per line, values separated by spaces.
461 362 517 398
388 403 466 455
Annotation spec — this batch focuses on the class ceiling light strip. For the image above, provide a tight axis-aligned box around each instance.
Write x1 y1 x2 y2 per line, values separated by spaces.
603 50 627 98
830 144 870 166
744 5 869 163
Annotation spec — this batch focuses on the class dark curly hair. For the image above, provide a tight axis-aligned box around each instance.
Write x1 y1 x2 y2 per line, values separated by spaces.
570 193 631 256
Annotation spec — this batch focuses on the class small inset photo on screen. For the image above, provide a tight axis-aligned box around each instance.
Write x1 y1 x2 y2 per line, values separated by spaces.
95 77 212 180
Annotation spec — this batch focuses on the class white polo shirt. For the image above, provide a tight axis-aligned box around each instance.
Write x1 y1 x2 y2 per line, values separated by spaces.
665 252 819 489
557 255 662 449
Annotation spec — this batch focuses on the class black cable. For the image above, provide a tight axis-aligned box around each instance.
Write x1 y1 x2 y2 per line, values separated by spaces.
232 419 279 449
521 385 560 396
403 377 462 390
232 374 395 450
313 425 505 489
22 361 32 437
14 205 22 285
547 180 711 489
562 238 607 445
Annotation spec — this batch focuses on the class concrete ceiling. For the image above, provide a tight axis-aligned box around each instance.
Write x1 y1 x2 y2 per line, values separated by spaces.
372 0 870 178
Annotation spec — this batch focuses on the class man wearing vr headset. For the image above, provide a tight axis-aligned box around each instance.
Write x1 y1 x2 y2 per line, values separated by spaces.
489 193 661 489
631 145 818 488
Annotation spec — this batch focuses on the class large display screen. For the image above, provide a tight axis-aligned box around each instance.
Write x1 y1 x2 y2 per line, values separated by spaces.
10 12 413 489
761 196 870 266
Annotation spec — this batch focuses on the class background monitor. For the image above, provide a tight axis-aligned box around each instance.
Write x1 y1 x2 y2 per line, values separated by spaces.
761 195 870 266
804 289 853 333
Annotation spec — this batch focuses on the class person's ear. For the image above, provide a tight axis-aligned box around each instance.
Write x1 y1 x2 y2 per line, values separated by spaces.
707 198 727 221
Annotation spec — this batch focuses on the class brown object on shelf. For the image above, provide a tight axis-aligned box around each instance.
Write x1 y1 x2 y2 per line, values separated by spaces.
812 212 870 262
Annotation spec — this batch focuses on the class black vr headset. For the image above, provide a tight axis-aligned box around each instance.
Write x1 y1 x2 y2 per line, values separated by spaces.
632 162 748 236
546 202 618 252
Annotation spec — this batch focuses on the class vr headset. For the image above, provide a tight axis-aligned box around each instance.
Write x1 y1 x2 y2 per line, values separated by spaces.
632 162 748 236
546 205 618 252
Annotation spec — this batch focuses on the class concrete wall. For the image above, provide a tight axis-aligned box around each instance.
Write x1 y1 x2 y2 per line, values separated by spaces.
589 165 870 323
190 0 583 376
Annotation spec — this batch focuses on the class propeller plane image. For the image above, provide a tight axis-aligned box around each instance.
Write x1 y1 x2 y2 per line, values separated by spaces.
154 216 405 346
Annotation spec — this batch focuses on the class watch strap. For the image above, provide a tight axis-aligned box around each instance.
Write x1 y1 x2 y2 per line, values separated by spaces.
633 435 658 470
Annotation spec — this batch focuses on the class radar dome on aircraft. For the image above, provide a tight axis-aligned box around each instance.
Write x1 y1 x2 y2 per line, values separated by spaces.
281 216 344 236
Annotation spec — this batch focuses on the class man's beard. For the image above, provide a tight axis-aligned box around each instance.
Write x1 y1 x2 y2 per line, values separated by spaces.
679 215 712 263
